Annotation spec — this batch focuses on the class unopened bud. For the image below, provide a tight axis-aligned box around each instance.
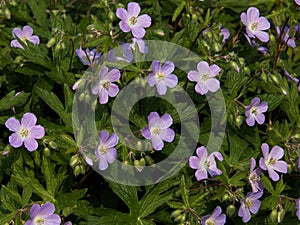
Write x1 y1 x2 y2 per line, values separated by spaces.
74 165 81 176
79 93 85 102
47 37 56 48
49 141 57 149
213 42 221 52
154 29 165 36
134 159 143 172
43 147 51 156
192 13 198 21
230 61 240 73
145 155 154 165
85 94 91 103
270 74 279 85
270 209 277 222
226 205 236 217
4 8 11 19
79 165 86 174
269 34 276 44
277 209 285 223
70 155 79 167
288 164 293 173
136 141 142 151
140 158 146 166
108 11 114 21
244 67 250 75
171 210 182 218
281 87 288 95
261 72 267 82
235 115 242 127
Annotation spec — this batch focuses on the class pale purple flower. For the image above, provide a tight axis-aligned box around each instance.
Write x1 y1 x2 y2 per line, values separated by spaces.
142 112 175 151
187 61 220 95
108 42 133 62
244 34 269 54
95 130 118 170
116 2 151 38
245 97 268 126
284 69 300 92
295 0 300 5
76 46 101 65
189 146 223 181
219 24 230 43
296 198 300 220
238 191 263 223
130 38 148 54
249 158 263 193
91 66 121 104
5 113 45 152
147 61 178 95
240 7 270 42
276 26 296 48
259 143 288 182
24 202 61 225
11 25 40 49
201 206 226 225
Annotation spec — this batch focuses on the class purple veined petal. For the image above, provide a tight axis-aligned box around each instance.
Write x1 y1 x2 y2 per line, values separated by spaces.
64 222 72 225
108 83 119 97
10 40 24 49
240 12 248 26
12 27 23 38
214 214 226 224
29 35 40 45
85 156 93 166
24 220 34 225
91 83 100 95
187 70 200 82
195 168 208 181
247 7 259 24
24 137 38 151
134 38 148 53
248 191 263 200
258 101 268 112
287 39 296 48
23 25 33 37
296 198 300 220
208 165 222 177
98 155 108 170
273 160 287 173
151 60 161 74
37 202 56 217
249 199 261 214
220 28 230 42
161 61 175 75
105 133 119 148
189 156 200 169
251 97 260 106
238 204 251 223
269 146 284 160
246 116 255 126
211 206 222 218
131 27 146 39
116 8 128 20
98 66 109 80
250 157 256 172
255 113 265 125
196 146 208 160
136 14 152 28
44 214 61 225
295 0 300 5
257 17 270 30
165 74 178 88
119 21 131 32
127 2 141 17
159 128 175 143
21 113 37 128
29 125 45 139
106 148 117 163
151 134 164 150
99 130 109 145
210 151 223 161
9 133 23 148
160 114 173 129
148 112 160 125
206 78 220 93
29 204 41 218
99 88 109 104
195 82 208 95
259 157 267 170
142 126 151 139
5 117 21 132
197 61 210 74
261 143 269 158
209 64 221 77
246 28 256 39
267 167 279 181
201 215 210 225
254 31 269 42
147 73 156 86
156 82 167 95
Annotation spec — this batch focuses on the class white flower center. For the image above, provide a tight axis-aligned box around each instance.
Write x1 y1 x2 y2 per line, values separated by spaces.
103 82 110 89
129 16 137 26
246 198 253 208
20 128 29 138
152 127 161 135
98 145 108 154
205 218 215 225
250 106 258 115
267 157 276 166
156 72 165 81
201 73 210 81
34 216 45 225
250 22 258 32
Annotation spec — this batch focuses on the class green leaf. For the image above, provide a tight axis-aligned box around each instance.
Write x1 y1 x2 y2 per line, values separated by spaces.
1 185 22 204
0 213 15 224
0 91 30 111
180 175 190 207
172 1 185 22
41 156 58 196
227 128 249 164
261 174 276 195
21 186 32 206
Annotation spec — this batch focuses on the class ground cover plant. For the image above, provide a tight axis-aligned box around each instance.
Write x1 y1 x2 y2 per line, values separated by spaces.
0 0 300 224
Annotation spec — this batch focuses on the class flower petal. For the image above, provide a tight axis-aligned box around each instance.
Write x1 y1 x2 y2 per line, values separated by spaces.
257 17 270 30
136 14 152 28
99 89 109 104
24 137 38 151
195 82 208 95
206 78 220 92
165 74 178 88
161 61 175 75
151 134 164 150
189 156 200 169
38 202 55 217
259 157 267 171
238 204 251 223
196 146 208 160
147 73 156 86
269 146 284 160
29 204 41 218
247 7 259 24
99 130 109 144
106 148 117 163
131 27 146 39
10 40 24 49
119 21 131 32
261 143 269 159
21 113 37 128
29 35 40 45
105 133 119 148
249 199 261 214
156 82 167 95
187 70 200 82
98 155 108 170
240 12 248 26
44 214 61 225
246 116 255 126
9 133 23 148
255 113 265 125
106 69 121 82
116 8 128 20
273 160 287 173
142 127 151 139
159 128 175 142
209 64 220 77
128 2 140 17
255 31 269 42
159 114 173 129
108 83 119 97
29 125 45 139
211 206 222 218
195 169 208 181
23 25 34 37
5 117 21 132
267 167 279 181
12 27 23 38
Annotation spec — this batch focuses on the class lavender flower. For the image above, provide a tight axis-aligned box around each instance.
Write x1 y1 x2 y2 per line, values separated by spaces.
76 46 101 65
11 25 40 49
238 191 263 223
219 24 230 43
296 198 300 220
295 0 300 5
187 61 220 95
24 202 61 225
201 206 226 225
245 97 268 126
130 38 148 54
249 158 263 193
240 7 270 42
108 42 133 62
116 2 151 38
259 143 287 182
147 60 178 95
189 146 223 181
142 112 175 151
244 34 269 54
276 26 296 48
5 113 45 152
95 130 118 170
91 66 121 104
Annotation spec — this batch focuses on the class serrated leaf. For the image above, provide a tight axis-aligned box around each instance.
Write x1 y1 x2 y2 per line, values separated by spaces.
41 156 58 196
21 186 32 206
172 1 185 22
180 175 190 207
1 185 22 204
0 91 30 111
261 174 276 195
0 213 15 224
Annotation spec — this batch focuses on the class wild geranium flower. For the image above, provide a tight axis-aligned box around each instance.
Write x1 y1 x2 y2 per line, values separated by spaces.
244 34 269 54
187 61 221 95
130 38 148 54
296 198 300 220
24 202 61 225
108 43 133 63
201 206 226 225
5 113 45 152
259 143 288 182
116 2 151 38
245 97 268 126
189 146 223 181
91 66 121 104
147 60 178 95
11 25 40 49
240 7 270 42
142 112 175 151
275 26 296 48
95 130 118 170
219 24 230 43
238 191 263 223
75 46 101 65
249 158 264 193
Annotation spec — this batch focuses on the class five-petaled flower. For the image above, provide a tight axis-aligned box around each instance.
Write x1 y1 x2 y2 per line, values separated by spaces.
142 112 175 151
92 66 121 104
5 113 45 152
189 146 223 181
95 130 118 170
201 206 226 225
116 2 151 38
240 7 270 42
245 97 268 126
24 202 61 225
238 191 263 223
249 158 264 193
147 60 178 95
187 61 221 95
76 46 101 65
259 143 287 182
11 25 40 49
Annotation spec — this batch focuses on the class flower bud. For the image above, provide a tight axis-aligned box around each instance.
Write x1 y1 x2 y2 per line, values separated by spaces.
85 94 91 103
136 141 143 151
153 29 165 36
244 67 250 75
270 74 279 85
4 8 11 19
70 155 79 167
145 155 155 165
226 205 236 217
277 208 285 223
171 209 182 218
140 158 146 166
213 42 222 52
47 37 56 48
269 34 276 45
260 71 267 82
43 147 51 157
192 13 198 22
270 209 277 222
134 159 143 172
230 61 240 73
79 165 86 174
288 164 293 173
235 115 242 127
79 93 85 102
73 165 81 176
49 141 57 149
108 11 114 21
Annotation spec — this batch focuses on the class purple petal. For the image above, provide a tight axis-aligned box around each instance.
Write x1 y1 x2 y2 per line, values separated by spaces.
10 40 24 49
210 152 223 161
24 220 34 225
211 206 222 218
261 143 269 158
119 21 131 32
99 89 109 104
197 61 210 74
208 165 222 177
151 134 164 150
151 60 160 74
142 127 151 139
249 200 261 214
128 2 141 17
106 69 121 82
116 8 128 20
247 7 259 23
255 31 269 42
44 214 61 225
137 14 152 28
161 61 175 75
196 146 208 159
29 35 40 45
147 73 156 86
189 156 200 169
187 71 199 82
131 27 146 39
255 113 265 125
106 148 117 163
165 74 178 88
85 156 93 166
206 79 220 92
273 160 287 173
21 113 37 128
269 146 284 160
195 82 208 95
287 39 296 48
238 204 251 223
105 133 118 148
259 157 267 171
12 27 23 38
257 17 270 30
159 114 173 129
37 202 55 217
98 155 108 170
9 133 23 148
251 97 260 106
91 83 100 95
250 158 256 172
268 167 279 181
30 204 41 218
23 25 33 37
214 214 226 224
246 116 255 126
24 137 38 151
108 83 119 97
29 125 45 139
240 12 248 26
296 198 300 220
195 168 208 181
5 117 21 132
99 130 109 143
209 64 221 76
159 128 175 142
258 101 268 112
156 82 167 95
148 112 160 126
